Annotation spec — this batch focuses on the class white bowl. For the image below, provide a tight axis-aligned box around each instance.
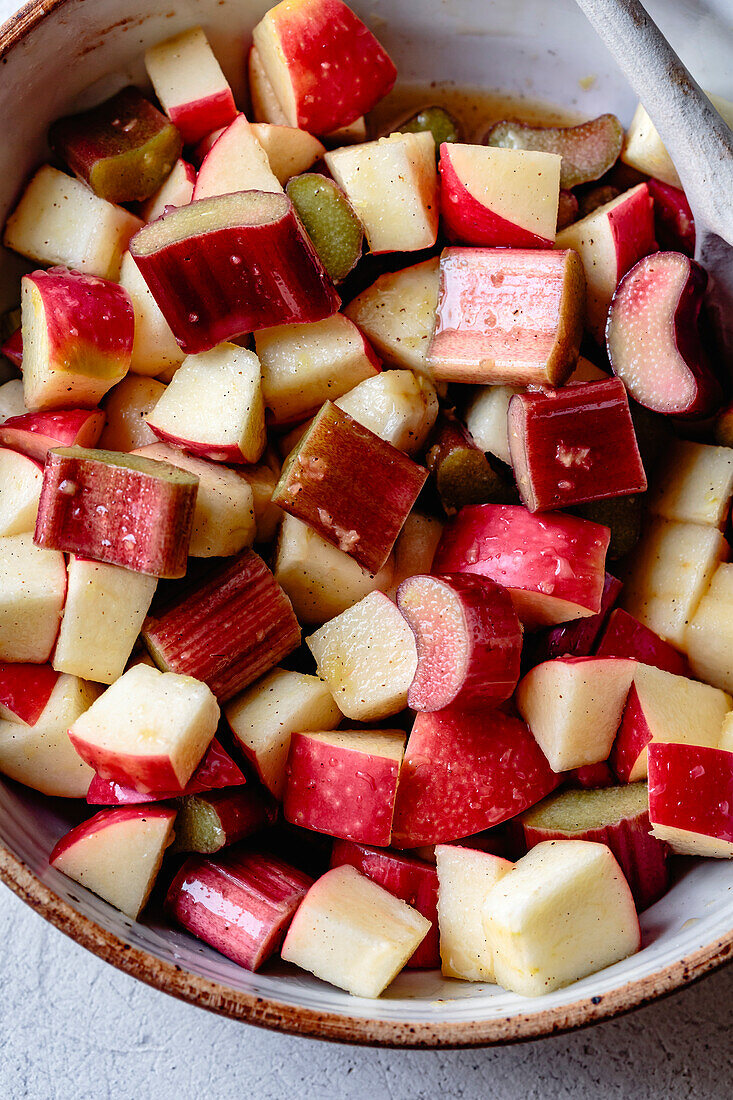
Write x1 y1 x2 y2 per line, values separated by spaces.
0 0 731 1047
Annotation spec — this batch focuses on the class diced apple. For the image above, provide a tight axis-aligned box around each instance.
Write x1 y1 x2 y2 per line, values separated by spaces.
648 741 733 857
285 173 365 284
144 27 237 145
143 548 300 701
433 504 610 628
141 158 196 223
649 441 733 528
464 385 519 467
621 95 733 188
0 660 59 725
274 513 394 624
4 165 142 279
86 737 246 805
0 448 43 537
336 370 438 455
193 114 282 201
34 447 198 578
130 190 340 354
252 0 396 135
172 786 276 854
484 840 640 996
306 590 417 721
237 460 281 543
596 607 689 676
0 379 26 423
281 864 430 997
51 805 176 918
621 517 727 647
485 114 624 190
1 331 22 370
532 572 622 663
0 534 66 662
0 409 105 463
435 845 513 981
99 375 166 452
610 662 731 783
388 512 443 597
428 247 585 386
68 662 219 793
439 143 560 247
683 563 733 693
325 132 438 254
254 314 380 426
248 43 290 124
250 122 325 184
647 179 695 256
118 251 186 379
555 183 656 342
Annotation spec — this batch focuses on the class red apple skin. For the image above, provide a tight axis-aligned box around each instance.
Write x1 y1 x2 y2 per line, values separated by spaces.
0 661 60 725
145 425 249 465
0 409 105 463
647 179 695 256
330 839 439 967
432 504 611 629
609 683 652 783
391 708 562 848
141 159 196 222
50 804 176 864
566 762 616 789
1 327 22 367
439 144 552 248
86 738 246 805
648 742 733 850
166 849 313 971
168 89 238 147
531 573 622 663
595 608 690 676
397 573 522 712
68 730 197 795
607 182 657 282
284 732 401 847
193 129 225 167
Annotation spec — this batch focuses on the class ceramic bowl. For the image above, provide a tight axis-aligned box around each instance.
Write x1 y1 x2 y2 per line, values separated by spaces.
0 0 732 1048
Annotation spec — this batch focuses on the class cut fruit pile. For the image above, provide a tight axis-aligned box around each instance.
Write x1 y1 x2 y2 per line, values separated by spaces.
1 0 732 1002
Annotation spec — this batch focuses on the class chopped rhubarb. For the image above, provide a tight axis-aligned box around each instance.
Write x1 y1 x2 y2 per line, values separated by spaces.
397 105 461 147
425 411 514 514
484 114 624 189
531 572 622 663
595 608 690 675
574 493 643 561
286 173 364 283
0 410 105 463
172 786 277 854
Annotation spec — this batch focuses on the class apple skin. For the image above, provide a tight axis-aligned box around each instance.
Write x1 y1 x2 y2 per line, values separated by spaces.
566 762 616 789
166 849 313 971
530 572 622 664
648 742 733 856
595 608 690 676
86 738 246 805
0 409 105 463
168 90 237 147
0 661 59 725
141 159 196 223
1 326 22 367
647 179 695 256
144 28 238 146
51 804 176 864
391 707 561 848
330 839 439 968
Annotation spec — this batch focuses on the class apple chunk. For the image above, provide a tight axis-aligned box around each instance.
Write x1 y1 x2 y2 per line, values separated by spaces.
484 840 640 996
281 865 430 998
99 375 166 453
86 737 246 805
144 26 237 145
118 250 185 379
0 448 43 537
141 158 195 223
336 370 438 456
68 662 220 793
595 608 689 676
51 805 176 918
0 660 59 725
0 534 66 663
435 845 513 982
250 123 325 184
649 441 733 528
0 409 105 463
193 115 283 201
648 742 733 857
684 563 733 693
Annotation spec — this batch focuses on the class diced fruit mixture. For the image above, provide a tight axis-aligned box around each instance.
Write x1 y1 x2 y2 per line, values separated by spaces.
2 0 732 1003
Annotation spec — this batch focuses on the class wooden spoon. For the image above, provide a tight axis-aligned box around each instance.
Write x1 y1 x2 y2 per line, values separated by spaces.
573 0 733 366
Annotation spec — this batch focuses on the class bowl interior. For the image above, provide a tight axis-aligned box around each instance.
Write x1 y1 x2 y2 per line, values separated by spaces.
1 0 732 1045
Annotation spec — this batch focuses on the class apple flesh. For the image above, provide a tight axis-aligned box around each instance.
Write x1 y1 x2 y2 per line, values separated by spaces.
51 805 176 918
595 607 690 676
172 786 277 854
428 247 585 387
388 512 443 598
647 179 695 256
439 143 561 247
141 158 196 223
1 328 22 369
484 114 624 189
99 375 166 453
648 741 733 857
336 370 438 457
86 737 246 805
129 190 340 354
192 115 283 201
285 172 365 283
0 660 59 725
0 447 43 537
0 409 105 463
144 27 237 145
607 252 721 417
684 563 733 693
118 251 185 378
649 440 733 529
435 844 513 981
0 533 66 663
621 95 733 188
250 123 325 184
0 379 26 423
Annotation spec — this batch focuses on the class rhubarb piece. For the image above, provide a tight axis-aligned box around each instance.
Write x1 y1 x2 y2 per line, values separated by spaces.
556 182 656 342
99 375 166 452
250 123 325 184
607 252 721 417
118 251 185 378
286 173 364 283
428 247 585 386
20 267 133 411
336 370 438 456
52 556 157 684
3 165 142 279
389 512 443 598
574 493 643 560
435 845 512 981
533 572 622 663
34 447 198 578
647 179 695 256
193 115 283 201
284 728 405 846
252 0 397 134
225 668 340 799
306 590 417 721
0 534 66 663
281 865 430 997
484 840 640 996
172 786 277 854
344 257 439 377
398 105 461 148
650 440 733 528
610 662 730 783
485 114 624 190
143 548 300 701
621 518 727 647
0 409 105 463
129 190 340 354
325 132 439 254
330 839 439 968
68 663 219 793
0 379 25 423
133 442 255 558
578 184 621 219
397 573 522 712
274 513 394 625
272 401 427 574
516 657 636 772
1 327 22 368
557 189 579 229
648 742 733 857
508 378 647 512
254 314 379 425
146 343 265 463
0 660 59 725
684 563 733 693
0 448 43 537
86 737 246 805
141 158 196 222
566 762 616 789
439 143 561 247
144 27 237 145
392 708 560 848
596 608 689 676
521 784 669 910
50 86 182 203
426 411 515 514
433 504 610 628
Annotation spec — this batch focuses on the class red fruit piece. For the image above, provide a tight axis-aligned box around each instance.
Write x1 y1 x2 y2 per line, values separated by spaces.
646 179 695 256
533 572 622 663
173 786 277 854
648 742 733 857
1 327 22 367
396 573 522 712
86 738 246 805
607 251 721 417
0 661 59 726
0 409 105 463
595 608 690 676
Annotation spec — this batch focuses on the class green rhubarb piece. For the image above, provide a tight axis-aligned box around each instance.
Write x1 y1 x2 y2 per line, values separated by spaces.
426 412 515 515
397 105 461 148
286 173 364 283
484 114 624 189
575 493 643 560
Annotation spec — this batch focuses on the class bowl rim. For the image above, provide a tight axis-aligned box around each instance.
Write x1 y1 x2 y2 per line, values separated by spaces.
1 0 732 1049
